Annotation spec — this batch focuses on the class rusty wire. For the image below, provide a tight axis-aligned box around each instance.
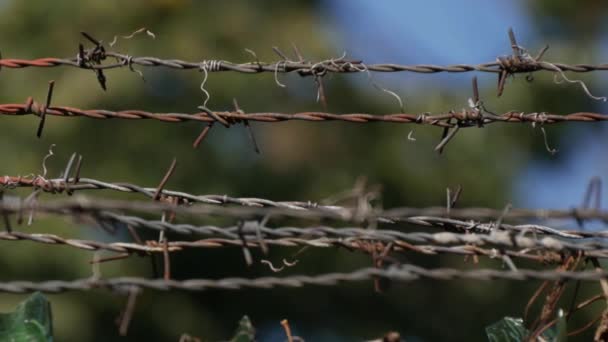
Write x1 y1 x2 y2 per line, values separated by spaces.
2 265 608 294
4 175 608 224
3 29 608 313
2 99 608 127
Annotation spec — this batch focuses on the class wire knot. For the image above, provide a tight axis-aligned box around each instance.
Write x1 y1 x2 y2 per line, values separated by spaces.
415 113 428 124
309 63 328 77
23 97 35 114
496 55 539 75
199 60 223 72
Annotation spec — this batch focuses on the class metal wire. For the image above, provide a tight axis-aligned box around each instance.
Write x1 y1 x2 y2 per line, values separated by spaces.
3 176 608 224
1 176 345 211
0 231 567 262
70 215 608 253
1 196 605 240
4 227 608 259
2 31 608 303
2 51 608 76
5 176 608 224
2 99 608 127
2 265 608 293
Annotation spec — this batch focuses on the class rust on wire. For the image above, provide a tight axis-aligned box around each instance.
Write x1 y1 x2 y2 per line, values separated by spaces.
2 28 608 332
192 123 213 149
152 158 177 201
79 32 108 90
233 99 260 154
2 98 608 127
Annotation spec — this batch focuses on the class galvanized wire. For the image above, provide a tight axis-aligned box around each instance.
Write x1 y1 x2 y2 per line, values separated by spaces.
2 265 608 293
0 231 571 262
72 215 608 253
1 176 346 212
3 176 608 224
1 196 605 239
3 227 608 259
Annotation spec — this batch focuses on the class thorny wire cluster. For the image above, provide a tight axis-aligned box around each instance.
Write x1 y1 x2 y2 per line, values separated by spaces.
2 27 608 339
0 29 607 153
0 153 606 276
1 153 608 338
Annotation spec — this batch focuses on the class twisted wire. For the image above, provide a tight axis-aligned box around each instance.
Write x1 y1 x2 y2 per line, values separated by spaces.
0 176 346 212
3 176 608 224
81 215 608 253
1 99 608 126
3 229 608 260
0 197 604 238
2 53 608 76
2 265 608 293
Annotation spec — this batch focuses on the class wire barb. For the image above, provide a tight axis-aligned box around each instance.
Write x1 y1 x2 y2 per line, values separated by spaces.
153 158 178 202
36 80 55 138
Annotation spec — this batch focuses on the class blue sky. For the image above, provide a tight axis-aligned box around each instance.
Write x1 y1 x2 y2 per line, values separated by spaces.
324 0 533 64
322 0 608 212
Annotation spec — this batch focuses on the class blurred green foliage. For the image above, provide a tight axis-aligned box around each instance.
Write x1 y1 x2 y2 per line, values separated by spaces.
0 292 53 341
0 0 606 341
229 316 255 342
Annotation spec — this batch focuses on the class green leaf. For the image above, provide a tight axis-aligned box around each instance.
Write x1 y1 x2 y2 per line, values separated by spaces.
486 317 528 342
486 314 567 342
229 315 255 342
554 309 568 342
0 292 53 342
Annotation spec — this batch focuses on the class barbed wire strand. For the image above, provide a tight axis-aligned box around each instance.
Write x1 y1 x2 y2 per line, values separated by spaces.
2 177 608 225
6 228 608 262
1 196 608 240
2 99 608 127
1 28 603 100
3 50 608 76
58 216 608 253
3 265 608 293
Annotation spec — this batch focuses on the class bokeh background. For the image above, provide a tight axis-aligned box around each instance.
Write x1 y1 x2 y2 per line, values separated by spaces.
0 0 607 340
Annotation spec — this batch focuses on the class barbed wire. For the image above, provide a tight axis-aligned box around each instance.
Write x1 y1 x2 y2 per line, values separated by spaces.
2 49 608 76
0 231 570 263
4 227 608 261
1 28 605 102
0 176 346 212
3 175 608 224
0 196 608 239
2 99 608 127
3 28 608 339
65 215 608 253
1 196 606 239
2 264 608 294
